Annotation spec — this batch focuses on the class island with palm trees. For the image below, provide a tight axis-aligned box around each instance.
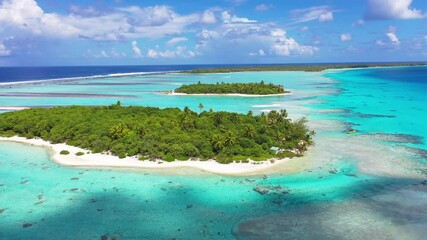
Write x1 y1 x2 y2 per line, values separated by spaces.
0 103 314 165
173 81 289 96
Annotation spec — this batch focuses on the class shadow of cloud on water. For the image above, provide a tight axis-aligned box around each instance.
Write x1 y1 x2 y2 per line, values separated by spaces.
0 184 240 240
233 178 427 240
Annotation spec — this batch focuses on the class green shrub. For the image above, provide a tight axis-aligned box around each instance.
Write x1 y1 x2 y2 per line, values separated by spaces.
75 152 84 156
60 150 70 155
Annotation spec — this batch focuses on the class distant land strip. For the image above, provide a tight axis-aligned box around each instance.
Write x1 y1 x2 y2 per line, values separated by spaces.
181 62 427 73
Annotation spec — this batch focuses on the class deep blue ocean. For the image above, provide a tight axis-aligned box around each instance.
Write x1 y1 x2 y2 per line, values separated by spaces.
0 64 298 83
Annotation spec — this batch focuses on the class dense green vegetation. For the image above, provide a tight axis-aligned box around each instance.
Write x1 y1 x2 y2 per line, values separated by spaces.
183 62 427 73
0 104 314 163
175 81 289 95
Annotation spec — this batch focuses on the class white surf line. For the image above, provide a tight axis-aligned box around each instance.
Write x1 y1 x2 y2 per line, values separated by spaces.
0 71 179 87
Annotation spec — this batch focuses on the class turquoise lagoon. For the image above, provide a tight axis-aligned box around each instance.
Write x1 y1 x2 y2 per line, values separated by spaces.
0 67 426 239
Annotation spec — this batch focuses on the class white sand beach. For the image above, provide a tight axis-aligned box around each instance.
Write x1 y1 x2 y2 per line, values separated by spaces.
0 136 292 175
0 106 30 111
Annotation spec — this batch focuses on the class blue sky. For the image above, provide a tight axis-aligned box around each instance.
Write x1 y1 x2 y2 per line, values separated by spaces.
0 0 426 66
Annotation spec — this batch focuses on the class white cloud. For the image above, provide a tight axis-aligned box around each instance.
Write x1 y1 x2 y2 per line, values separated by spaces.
255 4 273 11
100 51 109 58
386 32 400 45
387 26 400 45
196 29 219 49
200 10 216 24
167 37 188 45
0 0 80 38
340 33 352 41
0 0 199 41
147 46 195 58
291 6 334 24
270 29 318 56
249 49 266 56
196 22 317 58
365 0 426 20
319 12 333 22
376 26 400 47
131 41 143 57
0 43 11 56
300 26 309 31
222 11 257 23
187 51 196 57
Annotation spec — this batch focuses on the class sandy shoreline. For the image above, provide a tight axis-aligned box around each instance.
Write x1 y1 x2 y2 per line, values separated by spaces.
0 136 291 176
0 106 31 111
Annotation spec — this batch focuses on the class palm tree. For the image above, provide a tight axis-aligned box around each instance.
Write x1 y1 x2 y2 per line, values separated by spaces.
213 113 223 126
198 103 204 114
210 134 224 152
109 123 129 139
181 116 194 130
224 131 236 146
184 106 190 114
244 125 255 138
279 109 288 121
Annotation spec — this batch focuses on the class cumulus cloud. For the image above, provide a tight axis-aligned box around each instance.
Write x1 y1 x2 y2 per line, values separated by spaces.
340 33 352 41
365 0 426 20
131 41 143 57
291 6 334 24
167 37 188 45
200 10 217 24
195 20 318 59
376 26 400 47
386 32 400 45
255 4 274 11
0 0 80 38
147 46 196 58
0 0 199 41
0 43 11 56
269 29 319 56
222 11 257 23
196 29 219 49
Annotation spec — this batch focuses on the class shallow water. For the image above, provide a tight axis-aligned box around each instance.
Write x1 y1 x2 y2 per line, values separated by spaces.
0 67 426 239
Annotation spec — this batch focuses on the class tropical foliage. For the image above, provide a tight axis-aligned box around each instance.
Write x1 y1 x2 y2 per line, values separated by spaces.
175 81 288 95
0 105 314 163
